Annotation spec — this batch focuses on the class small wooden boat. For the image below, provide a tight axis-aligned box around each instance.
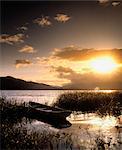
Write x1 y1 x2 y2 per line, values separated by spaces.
28 101 72 120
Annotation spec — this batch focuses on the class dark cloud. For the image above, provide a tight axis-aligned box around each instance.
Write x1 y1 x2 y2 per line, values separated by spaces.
17 26 28 31
0 34 25 45
15 59 32 68
55 66 74 74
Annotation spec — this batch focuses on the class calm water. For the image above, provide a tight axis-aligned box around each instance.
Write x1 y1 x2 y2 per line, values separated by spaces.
1 90 122 149
1 89 121 105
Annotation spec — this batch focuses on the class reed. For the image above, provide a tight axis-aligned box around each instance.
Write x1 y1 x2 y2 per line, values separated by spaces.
1 97 121 149
54 92 122 116
1 98 73 149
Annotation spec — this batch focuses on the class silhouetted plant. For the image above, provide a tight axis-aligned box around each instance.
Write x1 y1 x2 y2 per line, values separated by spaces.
54 92 122 116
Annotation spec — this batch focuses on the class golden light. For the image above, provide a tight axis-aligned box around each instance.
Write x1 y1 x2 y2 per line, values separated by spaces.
67 114 117 128
86 116 117 128
89 56 118 74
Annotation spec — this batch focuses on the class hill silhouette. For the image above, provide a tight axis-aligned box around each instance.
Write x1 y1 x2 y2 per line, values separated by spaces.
0 76 62 90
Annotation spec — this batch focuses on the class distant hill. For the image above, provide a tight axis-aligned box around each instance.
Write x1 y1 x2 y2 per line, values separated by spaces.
0 76 62 90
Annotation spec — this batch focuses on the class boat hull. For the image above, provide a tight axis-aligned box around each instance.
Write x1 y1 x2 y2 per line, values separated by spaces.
26 101 72 128
28 106 71 120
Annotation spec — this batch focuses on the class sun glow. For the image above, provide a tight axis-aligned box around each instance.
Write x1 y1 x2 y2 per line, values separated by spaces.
90 57 118 74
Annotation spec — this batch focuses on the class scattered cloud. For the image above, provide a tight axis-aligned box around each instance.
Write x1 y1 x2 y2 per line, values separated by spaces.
98 0 109 4
54 14 71 23
112 1 120 6
98 0 121 6
0 33 25 45
15 59 32 68
34 46 122 88
19 45 37 53
54 66 122 89
52 46 87 61
36 54 71 70
34 16 52 27
36 57 50 66
55 66 74 76
34 14 70 26
35 46 122 73
52 46 122 63
17 26 28 31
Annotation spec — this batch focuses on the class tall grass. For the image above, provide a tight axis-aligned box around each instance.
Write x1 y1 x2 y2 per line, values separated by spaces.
1 98 75 149
1 97 121 149
1 98 27 124
54 92 122 116
1 122 75 150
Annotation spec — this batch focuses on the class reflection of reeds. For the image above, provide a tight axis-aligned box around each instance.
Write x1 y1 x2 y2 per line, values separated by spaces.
1 97 121 150
2 123 70 150
1 98 74 149
54 92 122 116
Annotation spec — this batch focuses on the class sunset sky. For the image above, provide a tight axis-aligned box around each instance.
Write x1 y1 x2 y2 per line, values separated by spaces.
1 0 122 89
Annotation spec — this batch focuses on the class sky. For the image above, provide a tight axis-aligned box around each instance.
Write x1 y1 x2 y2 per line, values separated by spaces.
1 0 122 89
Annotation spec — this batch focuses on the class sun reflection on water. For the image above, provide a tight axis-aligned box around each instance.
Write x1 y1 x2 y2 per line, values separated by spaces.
68 114 117 128
86 116 117 127
94 89 117 93
100 90 117 93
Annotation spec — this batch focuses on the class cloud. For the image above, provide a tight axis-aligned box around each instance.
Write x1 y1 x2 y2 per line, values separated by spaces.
0 33 25 45
54 14 71 23
35 46 122 88
98 0 121 6
52 46 122 63
54 66 122 89
19 45 36 53
54 66 74 78
17 26 28 31
34 16 52 27
112 1 120 6
15 59 32 68
98 0 109 3
53 46 87 61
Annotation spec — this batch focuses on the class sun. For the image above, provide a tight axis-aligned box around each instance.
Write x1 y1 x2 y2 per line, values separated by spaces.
89 56 118 74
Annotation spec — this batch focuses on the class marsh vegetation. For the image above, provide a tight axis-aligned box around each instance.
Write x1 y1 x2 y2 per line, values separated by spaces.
54 92 122 117
1 91 122 150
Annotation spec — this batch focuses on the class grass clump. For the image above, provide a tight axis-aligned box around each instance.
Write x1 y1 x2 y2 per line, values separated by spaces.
54 92 122 116
1 98 27 124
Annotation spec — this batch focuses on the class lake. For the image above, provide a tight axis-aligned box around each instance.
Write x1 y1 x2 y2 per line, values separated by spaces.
1 89 121 104
1 90 122 149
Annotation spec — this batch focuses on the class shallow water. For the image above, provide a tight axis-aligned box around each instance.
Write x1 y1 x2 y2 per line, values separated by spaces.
1 90 122 149
14 114 122 149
